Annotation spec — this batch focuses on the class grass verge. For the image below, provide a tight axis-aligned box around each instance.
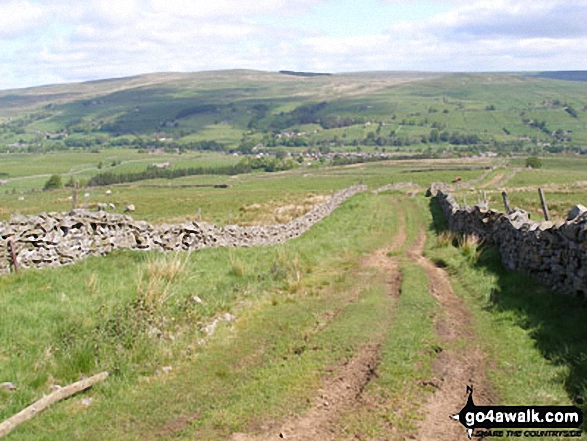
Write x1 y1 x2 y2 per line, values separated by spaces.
1 192 401 440
426 196 587 440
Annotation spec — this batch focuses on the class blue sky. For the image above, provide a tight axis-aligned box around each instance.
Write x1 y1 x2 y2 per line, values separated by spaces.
0 0 586 90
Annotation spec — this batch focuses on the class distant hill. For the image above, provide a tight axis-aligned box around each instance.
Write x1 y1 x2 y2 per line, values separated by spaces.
0 69 586 154
278 70 332 77
533 71 587 82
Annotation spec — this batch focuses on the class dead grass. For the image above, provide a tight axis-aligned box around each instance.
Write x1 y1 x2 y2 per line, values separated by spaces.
136 252 190 309
435 231 457 248
237 194 330 225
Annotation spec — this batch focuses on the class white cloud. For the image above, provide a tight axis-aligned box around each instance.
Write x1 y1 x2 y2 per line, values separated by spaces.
0 0 586 90
89 0 144 24
426 0 587 39
149 0 320 18
0 1 45 38
304 35 390 55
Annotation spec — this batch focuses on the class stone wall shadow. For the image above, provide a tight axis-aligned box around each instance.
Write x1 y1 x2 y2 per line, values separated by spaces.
429 196 587 418
429 196 448 234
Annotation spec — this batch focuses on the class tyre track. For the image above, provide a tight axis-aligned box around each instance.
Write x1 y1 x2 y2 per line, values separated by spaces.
409 228 495 440
231 204 407 441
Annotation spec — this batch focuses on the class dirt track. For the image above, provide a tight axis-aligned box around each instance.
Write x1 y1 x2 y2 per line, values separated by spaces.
409 229 494 440
231 212 406 441
231 202 493 441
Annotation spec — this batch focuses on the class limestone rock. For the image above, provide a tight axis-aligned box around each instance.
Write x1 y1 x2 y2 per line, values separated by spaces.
0 382 17 391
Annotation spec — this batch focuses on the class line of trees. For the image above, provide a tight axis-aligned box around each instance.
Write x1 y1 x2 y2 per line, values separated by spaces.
87 157 297 186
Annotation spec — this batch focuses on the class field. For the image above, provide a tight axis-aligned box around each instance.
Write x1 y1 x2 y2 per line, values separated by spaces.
1 71 587 440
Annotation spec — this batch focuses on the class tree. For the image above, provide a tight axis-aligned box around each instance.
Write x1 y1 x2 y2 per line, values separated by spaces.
43 174 63 191
525 156 543 169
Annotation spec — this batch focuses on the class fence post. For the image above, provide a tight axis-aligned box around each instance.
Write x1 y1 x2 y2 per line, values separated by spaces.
71 181 78 212
8 240 18 273
538 188 550 221
501 191 511 214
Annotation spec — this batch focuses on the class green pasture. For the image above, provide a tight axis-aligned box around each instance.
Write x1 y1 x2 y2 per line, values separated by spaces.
1 70 587 439
0 192 404 440
0 155 498 222
0 172 585 439
0 149 240 192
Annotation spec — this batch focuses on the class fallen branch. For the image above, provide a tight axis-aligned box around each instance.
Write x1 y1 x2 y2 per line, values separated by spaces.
0 371 108 438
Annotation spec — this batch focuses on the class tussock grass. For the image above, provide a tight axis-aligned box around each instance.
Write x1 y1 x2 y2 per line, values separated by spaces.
433 229 481 263
435 230 456 248
227 248 246 278
272 247 305 294
458 233 481 265
137 251 190 309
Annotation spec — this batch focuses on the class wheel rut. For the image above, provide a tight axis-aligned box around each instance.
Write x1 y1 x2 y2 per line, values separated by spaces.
232 343 383 441
479 172 504 189
229 202 495 441
409 228 495 441
231 206 407 441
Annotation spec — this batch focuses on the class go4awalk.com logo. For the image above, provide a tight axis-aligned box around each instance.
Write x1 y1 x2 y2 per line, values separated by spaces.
450 386 584 439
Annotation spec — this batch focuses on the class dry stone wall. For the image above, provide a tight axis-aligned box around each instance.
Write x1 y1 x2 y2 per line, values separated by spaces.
0 185 366 275
434 188 587 298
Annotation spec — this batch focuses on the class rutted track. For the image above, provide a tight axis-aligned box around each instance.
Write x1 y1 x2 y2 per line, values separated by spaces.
408 228 494 440
232 344 384 441
229 196 495 441
230 206 407 441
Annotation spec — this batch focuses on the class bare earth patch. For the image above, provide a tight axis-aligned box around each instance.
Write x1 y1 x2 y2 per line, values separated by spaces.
148 413 200 440
232 344 382 441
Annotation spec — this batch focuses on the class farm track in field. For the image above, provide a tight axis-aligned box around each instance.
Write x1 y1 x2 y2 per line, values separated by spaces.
231 209 407 441
230 198 494 441
408 227 495 440
1 193 499 441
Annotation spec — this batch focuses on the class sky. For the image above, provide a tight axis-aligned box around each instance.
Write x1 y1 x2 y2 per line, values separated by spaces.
0 0 586 90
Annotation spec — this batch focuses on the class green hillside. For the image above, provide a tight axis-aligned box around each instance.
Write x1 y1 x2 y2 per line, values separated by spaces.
1 70 586 155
